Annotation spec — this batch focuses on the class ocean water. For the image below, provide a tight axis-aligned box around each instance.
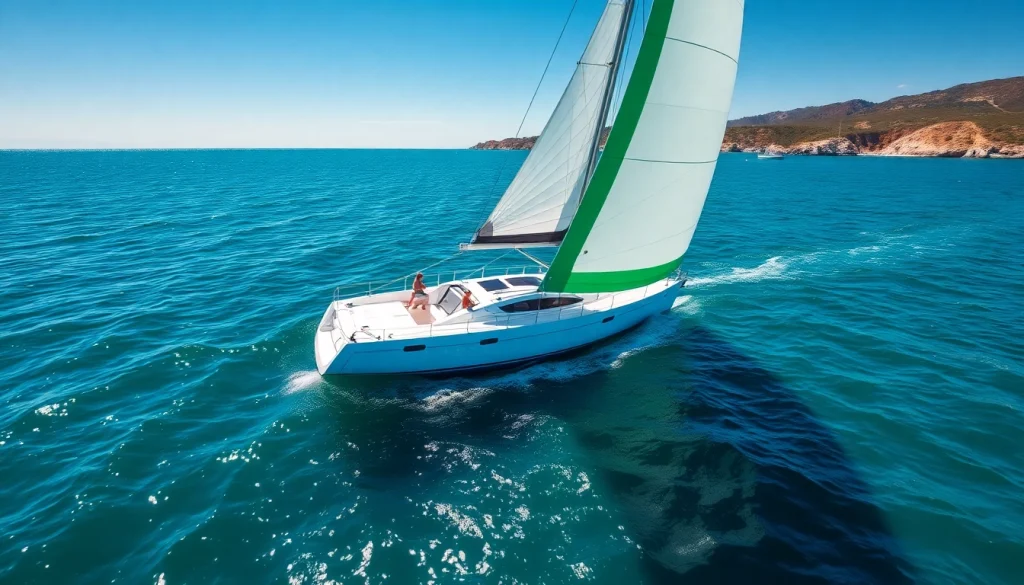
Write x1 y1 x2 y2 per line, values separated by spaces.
1 149 1022 585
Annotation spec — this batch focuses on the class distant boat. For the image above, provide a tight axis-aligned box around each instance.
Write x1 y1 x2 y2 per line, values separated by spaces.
314 0 744 375
758 153 784 160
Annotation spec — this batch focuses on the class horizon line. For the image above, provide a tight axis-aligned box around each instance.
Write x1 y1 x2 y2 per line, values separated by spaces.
0 146 495 152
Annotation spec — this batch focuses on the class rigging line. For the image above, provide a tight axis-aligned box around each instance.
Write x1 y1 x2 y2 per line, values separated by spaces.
368 251 464 295
482 0 582 208
470 249 516 278
515 248 550 269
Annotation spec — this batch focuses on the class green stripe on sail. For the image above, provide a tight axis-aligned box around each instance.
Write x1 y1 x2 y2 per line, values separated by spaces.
559 254 684 293
541 0 675 293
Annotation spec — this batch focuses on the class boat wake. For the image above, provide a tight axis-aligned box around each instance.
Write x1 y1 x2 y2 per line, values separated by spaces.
687 256 788 288
686 232 931 290
284 370 323 394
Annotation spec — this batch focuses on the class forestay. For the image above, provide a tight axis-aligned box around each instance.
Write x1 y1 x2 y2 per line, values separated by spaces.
542 0 744 292
471 0 629 246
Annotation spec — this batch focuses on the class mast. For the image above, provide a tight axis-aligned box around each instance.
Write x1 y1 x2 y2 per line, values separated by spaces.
579 0 635 199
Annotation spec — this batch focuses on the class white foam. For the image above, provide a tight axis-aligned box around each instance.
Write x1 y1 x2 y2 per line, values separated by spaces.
687 256 789 288
284 370 322 394
671 295 692 309
420 388 492 411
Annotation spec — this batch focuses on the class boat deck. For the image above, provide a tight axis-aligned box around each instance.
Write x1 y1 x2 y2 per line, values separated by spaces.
407 305 435 325
337 300 442 334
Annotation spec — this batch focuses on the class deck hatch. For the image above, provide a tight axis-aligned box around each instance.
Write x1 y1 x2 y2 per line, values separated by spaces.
504 276 542 287
477 279 510 292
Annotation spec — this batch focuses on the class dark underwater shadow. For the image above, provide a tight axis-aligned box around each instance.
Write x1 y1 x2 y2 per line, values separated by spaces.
569 325 916 584
317 321 915 584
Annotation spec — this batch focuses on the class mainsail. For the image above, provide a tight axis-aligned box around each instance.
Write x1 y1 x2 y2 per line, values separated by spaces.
541 0 744 292
469 0 631 247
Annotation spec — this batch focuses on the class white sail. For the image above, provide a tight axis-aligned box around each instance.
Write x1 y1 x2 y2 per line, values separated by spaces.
542 0 744 292
470 0 629 247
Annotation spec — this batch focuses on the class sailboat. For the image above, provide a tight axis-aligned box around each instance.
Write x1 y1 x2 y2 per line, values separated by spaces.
315 0 744 375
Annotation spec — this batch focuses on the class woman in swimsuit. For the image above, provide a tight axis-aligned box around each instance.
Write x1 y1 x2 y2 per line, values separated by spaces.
408 273 429 310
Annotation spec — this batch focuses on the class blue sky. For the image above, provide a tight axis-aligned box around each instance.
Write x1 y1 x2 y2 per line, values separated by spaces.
1 0 1021 148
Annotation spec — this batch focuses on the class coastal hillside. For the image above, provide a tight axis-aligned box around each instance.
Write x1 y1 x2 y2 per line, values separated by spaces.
724 76 1024 157
473 77 1024 158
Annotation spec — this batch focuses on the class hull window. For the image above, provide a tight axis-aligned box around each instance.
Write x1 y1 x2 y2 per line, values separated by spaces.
480 338 499 345
403 344 426 352
602 316 615 323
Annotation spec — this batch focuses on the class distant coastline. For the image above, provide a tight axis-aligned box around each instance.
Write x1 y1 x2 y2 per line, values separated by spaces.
472 76 1024 159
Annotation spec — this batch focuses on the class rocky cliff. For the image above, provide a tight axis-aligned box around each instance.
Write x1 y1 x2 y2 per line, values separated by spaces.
721 122 1024 158
723 77 1024 158
471 136 538 151
471 128 610 151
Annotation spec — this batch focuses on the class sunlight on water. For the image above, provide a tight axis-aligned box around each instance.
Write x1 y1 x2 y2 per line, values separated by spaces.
2 152 1022 585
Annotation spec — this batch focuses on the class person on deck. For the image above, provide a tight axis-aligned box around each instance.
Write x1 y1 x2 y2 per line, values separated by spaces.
408 273 429 310
461 289 476 310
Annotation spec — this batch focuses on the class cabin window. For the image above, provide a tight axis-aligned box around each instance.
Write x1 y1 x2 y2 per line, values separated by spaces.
498 296 581 313
505 276 542 287
539 296 582 310
477 279 509 292
499 299 540 313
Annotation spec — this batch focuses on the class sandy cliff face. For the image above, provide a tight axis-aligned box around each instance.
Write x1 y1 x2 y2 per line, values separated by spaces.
719 124 1024 158
877 122 996 157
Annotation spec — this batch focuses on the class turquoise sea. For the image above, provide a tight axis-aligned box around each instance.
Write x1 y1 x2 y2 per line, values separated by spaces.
1 150 1022 585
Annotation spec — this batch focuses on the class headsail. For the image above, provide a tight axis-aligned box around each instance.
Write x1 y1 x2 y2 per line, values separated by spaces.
469 0 630 247
541 0 744 292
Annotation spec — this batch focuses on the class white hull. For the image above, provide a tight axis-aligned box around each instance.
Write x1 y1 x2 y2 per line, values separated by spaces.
315 277 682 375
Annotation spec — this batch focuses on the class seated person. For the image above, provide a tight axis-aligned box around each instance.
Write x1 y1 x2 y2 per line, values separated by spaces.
461 289 476 310
408 273 430 310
